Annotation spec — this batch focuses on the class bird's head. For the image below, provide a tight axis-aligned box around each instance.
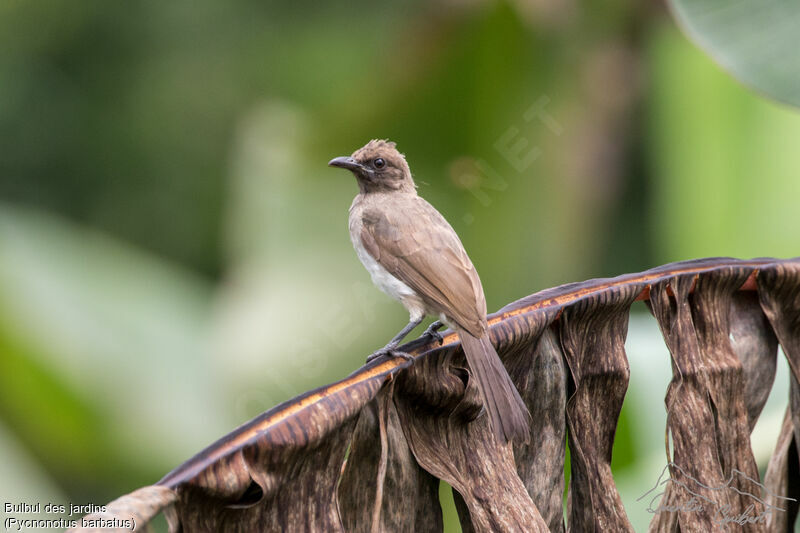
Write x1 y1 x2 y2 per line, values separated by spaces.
329 139 415 194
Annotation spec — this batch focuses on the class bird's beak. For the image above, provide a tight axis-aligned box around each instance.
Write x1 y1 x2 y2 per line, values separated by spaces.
328 156 363 171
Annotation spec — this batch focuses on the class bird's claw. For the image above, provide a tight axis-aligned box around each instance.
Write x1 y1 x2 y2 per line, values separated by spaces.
426 330 444 345
423 321 445 345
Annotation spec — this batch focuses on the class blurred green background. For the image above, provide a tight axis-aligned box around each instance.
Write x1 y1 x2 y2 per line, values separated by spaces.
0 0 798 530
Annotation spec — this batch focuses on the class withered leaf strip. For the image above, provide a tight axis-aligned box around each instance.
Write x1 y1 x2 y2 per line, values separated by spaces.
763 408 800 531
560 279 641 531
71 257 800 532
338 383 443 533
648 267 764 532
728 291 778 431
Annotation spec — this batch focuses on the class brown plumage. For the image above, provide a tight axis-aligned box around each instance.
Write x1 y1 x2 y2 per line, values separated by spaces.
329 139 530 444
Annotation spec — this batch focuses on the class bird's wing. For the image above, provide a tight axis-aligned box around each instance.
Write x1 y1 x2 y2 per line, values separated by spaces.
359 196 487 337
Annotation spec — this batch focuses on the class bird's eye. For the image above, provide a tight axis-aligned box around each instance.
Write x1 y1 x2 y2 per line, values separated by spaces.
373 158 385 169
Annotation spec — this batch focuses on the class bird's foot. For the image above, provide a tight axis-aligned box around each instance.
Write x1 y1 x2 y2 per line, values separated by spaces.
366 346 415 364
423 320 445 345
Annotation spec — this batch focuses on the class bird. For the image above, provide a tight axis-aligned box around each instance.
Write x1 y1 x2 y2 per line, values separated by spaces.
328 139 530 444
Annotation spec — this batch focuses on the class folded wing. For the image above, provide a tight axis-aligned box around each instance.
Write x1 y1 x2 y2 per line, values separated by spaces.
359 196 487 337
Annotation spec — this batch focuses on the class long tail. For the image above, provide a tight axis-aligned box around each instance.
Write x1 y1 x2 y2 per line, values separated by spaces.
457 328 531 444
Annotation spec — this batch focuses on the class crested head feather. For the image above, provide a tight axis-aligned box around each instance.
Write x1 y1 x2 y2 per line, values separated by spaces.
353 139 403 161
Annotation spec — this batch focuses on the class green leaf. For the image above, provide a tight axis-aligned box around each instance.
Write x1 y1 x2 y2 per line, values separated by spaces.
668 0 800 107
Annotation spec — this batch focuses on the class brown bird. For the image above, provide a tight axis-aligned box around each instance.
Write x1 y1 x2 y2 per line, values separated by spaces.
329 139 530 444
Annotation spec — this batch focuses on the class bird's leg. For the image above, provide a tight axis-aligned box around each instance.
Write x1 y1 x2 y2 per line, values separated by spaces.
385 317 424 348
423 320 444 345
366 317 424 363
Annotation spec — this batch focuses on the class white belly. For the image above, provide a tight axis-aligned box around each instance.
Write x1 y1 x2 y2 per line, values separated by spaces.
351 232 426 321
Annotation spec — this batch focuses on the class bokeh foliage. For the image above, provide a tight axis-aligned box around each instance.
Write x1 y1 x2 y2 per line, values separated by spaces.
0 0 797 531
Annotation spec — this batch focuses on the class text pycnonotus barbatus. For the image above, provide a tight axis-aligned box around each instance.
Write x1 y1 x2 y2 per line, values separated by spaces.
329 139 530 444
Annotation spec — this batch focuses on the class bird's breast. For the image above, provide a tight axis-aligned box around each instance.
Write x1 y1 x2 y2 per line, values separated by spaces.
349 210 426 320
